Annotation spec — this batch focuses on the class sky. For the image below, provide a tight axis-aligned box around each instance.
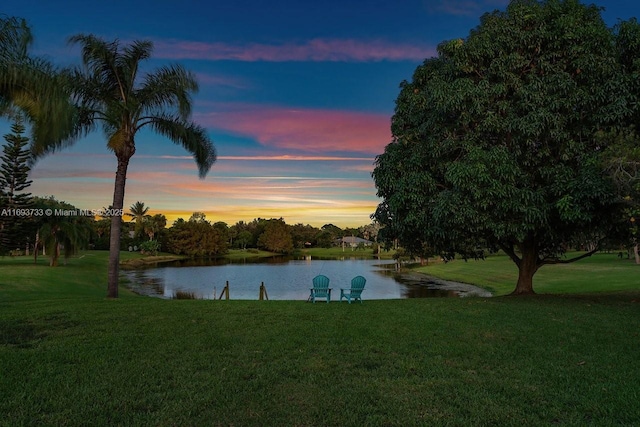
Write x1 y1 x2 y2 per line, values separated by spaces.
2 0 637 227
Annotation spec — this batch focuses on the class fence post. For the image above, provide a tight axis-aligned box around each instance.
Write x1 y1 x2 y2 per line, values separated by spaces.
259 282 269 300
219 281 230 300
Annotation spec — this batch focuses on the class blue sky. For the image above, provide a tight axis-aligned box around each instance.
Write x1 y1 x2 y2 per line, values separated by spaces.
2 0 636 227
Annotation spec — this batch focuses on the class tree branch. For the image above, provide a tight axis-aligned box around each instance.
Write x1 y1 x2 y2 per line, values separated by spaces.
539 247 598 266
498 241 521 267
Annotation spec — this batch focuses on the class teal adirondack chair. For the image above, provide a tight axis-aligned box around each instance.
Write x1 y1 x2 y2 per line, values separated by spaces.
310 274 331 303
340 276 366 304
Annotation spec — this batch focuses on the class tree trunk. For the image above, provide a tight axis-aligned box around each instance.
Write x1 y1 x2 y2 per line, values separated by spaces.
510 238 539 295
634 243 639 265
50 241 59 267
33 231 39 264
107 155 131 298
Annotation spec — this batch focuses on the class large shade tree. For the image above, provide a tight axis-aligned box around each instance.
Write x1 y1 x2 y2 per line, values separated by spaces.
166 213 228 257
257 218 294 254
32 35 216 298
604 18 640 263
372 0 631 295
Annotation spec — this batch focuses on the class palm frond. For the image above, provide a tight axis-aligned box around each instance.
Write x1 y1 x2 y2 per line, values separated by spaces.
69 34 130 104
120 40 152 88
4 60 78 161
149 115 216 178
137 65 197 120
1 17 78 161
69 34 118 79
0 15 32 61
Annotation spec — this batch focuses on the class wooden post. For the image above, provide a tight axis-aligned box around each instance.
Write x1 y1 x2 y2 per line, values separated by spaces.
259 282 269 300
219 281 230 300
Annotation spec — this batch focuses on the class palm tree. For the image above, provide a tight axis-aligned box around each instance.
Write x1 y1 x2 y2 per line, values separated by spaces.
127 201 149 239
32 196 92 266
39 216 91 267
0 16 75 149
33 35 216 298
143 213 166 241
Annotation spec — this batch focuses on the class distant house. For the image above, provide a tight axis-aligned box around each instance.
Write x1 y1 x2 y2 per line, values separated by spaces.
337 236 373 248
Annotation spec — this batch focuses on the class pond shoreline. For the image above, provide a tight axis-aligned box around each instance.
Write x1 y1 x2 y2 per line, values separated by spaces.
121 255 493 299
395 271 493 297
120 255 186 269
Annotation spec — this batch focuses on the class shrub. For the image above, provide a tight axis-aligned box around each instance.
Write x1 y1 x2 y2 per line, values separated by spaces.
139 240 160 256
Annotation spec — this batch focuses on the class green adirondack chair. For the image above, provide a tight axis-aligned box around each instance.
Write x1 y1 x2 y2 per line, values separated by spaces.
340 275 366 304
310 274 331 303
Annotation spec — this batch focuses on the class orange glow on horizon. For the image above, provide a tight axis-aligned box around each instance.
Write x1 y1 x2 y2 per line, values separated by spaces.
154 203 377 228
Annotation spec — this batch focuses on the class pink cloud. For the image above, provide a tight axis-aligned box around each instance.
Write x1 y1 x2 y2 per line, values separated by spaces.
140 154 373 162
30 169 115 180
154 38 436 62
218 155 373 161
194 72 248 89
196 105 391 155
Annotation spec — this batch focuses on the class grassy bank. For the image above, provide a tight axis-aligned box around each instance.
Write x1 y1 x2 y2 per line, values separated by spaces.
299 246 393 259
1 251 639 425
414 251 640 296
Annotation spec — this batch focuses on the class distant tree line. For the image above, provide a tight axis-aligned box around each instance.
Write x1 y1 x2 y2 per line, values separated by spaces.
137 209 381 258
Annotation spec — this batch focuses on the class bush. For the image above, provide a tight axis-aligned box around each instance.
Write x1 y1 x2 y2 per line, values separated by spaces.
139 240 160 256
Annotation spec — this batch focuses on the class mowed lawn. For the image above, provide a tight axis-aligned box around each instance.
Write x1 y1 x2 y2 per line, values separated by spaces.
416 251 640 296
1 251 639 425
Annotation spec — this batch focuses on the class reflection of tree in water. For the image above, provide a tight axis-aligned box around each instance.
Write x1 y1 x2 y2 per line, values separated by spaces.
401 285 459 299
165 256 293 268
124 271 165 297
375 267 463 298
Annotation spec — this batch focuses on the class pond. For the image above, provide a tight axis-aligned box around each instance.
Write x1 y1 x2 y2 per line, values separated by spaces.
123 256 492 300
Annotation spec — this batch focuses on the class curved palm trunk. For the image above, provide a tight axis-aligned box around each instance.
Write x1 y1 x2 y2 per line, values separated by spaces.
107 154 131 298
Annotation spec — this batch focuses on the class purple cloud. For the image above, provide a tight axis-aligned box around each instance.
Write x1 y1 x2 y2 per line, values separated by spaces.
153 38 436 62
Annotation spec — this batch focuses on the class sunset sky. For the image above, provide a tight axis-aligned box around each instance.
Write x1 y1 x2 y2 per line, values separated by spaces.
2 0 635 227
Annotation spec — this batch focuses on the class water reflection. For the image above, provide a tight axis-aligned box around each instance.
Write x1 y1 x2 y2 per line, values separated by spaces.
401 286 460 298
123 256 489 300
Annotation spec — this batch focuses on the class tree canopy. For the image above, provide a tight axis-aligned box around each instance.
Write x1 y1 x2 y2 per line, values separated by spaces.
373 0 636 294
257 218 294 254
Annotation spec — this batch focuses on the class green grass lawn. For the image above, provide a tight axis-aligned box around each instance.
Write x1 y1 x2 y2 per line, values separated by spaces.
1 251 640 425
414 251 640 296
